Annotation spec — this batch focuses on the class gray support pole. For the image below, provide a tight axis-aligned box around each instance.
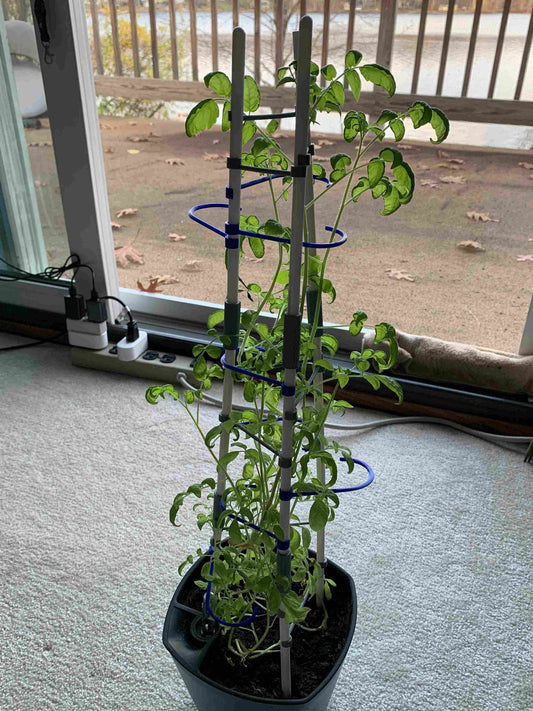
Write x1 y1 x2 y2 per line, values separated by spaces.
214 27 245 536
278 14 312 699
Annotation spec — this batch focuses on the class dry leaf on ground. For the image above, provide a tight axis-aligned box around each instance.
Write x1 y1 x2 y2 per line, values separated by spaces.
518 162 533 170
457 240 485 252
127 149 140 155
466 211 499 223
244 256 264 263
448 158 465 164
401 145 419 151
150 274 179 285
203 153 223 161
148 131 160 137
104 147 115 153
314 155 329 163
421 180 439 189
115 245 144 268
212 139 220 145
34 180 48 187
318 139 334 146
437 162 460 170
165 157 185 166
128 136 149 143
417 163 430 170
516 254 533 262
111 221 122 230
386 268 415 282
169 233 187 241
128 121 137 126
440 175 467 184
437 150 450 158
100 123 112 130
116 207 138 218
137 278 162 292
182 260 202 271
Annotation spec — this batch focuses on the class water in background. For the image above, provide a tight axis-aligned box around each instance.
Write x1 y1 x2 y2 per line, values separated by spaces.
108 11 533 149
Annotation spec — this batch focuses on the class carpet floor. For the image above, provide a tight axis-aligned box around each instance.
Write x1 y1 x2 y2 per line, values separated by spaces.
0 335 531 711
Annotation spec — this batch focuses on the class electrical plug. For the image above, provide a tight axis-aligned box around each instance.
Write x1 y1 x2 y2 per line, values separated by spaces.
116 321 148 362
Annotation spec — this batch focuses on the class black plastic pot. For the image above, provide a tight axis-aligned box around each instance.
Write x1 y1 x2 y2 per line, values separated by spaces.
163 554 357 710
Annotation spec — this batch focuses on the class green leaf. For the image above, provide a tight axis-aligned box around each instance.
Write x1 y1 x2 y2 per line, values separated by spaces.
328 81 345 107
345 49 363 68
343 111 367 142
321 64 337 81
407 100 432 128
277 66 289 81
376 109 397 126
345 68 361 101
379 146 403 168
204 71 231 98
266 118 279 135
242 121 256 146
221 100 231 132
321 333 338 356
310 61 320 76
374 374 404 403
309 498 329 532
243 76 260 112
330 169 346 184
228 518 243 543
349 311 367 336
351 177 370 202
374 322 398 368
207 310 224 329
185 99 219 137
301 527 311 549
367 158 385 188
251 137 270 156
219 451 239 469
429 106 450 144
262 219 284 236
193 355 207 379
393 162 415 204
390 118 405 142
371 178 391 199
277 76 296 87
184 390 195 404
276 270 290 285
330 153 351 171
312 163 326 179
380 185 401 215
248 236 265 259
359 63 396 96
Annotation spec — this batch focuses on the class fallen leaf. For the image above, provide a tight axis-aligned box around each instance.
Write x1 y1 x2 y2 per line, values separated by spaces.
137 278 162 292
182 260 202 271
104 147 115 153
314 155 329 163
116 208 138 218
448 158 464 164
111 221 122 230
149 131 160 137
33 180 48 187
128 135 149 143
457 240 485 252
129 121 137 126
440 175 466 184
150 274 179 285
466 211 499 223
421 180 439 189
127 149 140 155
518 162 533 170
318 138 334 146
386 268 415 282
417 163 430 170
212 139 220 145
529 238 533 242
115 245 144 268
437 162 460 170
203 153 222 161
437 150 450 158
169 233 187 241
165 157 185 166
401 144 419 151
100 123 112 130
276 132 290 139
244 255 264 263
516 254 533 261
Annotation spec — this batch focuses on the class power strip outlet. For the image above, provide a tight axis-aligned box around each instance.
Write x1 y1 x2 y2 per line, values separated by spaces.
70 344 200 385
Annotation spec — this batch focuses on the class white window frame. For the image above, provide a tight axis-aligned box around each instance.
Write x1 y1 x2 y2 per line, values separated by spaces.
0 0 531 358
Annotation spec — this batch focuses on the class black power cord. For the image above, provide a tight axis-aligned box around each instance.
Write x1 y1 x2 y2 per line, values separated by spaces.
0 331 68 352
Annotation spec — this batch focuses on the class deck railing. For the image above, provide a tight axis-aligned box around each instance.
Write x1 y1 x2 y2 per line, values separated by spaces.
3 0 532 125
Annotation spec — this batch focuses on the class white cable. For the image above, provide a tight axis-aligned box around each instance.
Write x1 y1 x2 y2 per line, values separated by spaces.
176 373 531 449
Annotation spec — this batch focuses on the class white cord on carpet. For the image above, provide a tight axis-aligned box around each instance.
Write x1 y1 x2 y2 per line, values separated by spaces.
176 373 531 450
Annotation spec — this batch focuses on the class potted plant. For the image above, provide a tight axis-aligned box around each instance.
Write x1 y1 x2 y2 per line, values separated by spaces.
146 16 448 710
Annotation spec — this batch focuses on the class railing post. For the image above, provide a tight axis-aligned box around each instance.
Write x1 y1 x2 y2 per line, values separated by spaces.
375 0 396 71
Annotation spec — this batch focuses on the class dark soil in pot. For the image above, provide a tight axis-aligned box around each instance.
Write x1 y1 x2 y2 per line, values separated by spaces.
180 564 356 700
